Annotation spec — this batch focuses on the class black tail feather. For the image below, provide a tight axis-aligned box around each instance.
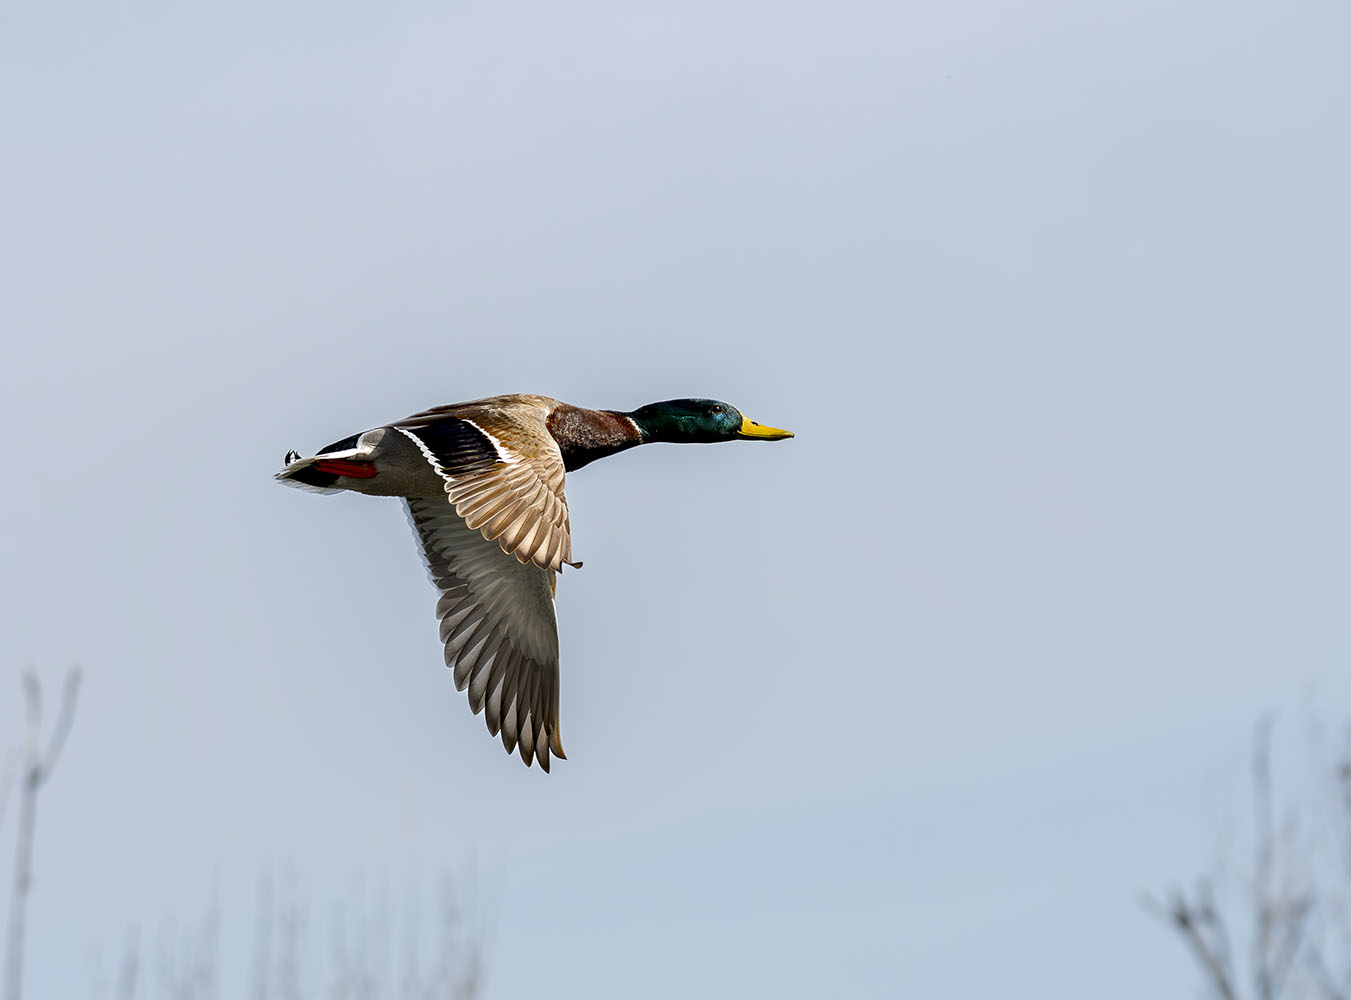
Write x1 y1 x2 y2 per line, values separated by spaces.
282 463 342 489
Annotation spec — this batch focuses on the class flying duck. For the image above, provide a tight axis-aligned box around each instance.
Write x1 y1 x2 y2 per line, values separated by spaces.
277 394 793 771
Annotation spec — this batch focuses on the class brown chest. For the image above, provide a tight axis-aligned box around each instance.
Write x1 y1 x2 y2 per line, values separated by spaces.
546 405 642 471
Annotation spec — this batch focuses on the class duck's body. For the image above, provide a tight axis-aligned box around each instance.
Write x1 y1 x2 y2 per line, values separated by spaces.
278 394 792 771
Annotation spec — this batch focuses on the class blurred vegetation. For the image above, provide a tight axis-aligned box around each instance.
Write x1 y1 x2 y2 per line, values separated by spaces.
0 671 483 1000
1148 715 1351 1000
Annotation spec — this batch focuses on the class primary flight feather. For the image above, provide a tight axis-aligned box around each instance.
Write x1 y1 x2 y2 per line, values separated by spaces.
277 393 793 771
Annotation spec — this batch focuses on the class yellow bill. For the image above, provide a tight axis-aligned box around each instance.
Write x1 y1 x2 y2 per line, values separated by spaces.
737 415 794 440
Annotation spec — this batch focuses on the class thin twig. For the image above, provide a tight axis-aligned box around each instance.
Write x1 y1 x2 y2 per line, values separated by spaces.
3 668 82 1000
1305 944 1349 1000
116 929 140 1000
40 671 81 780
1143 888 1240 1000
0 752 20 837
1254 714 1277 1000
1268 896 1313 1000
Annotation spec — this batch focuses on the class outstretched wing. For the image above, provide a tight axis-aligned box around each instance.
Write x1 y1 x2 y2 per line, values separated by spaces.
395 412 574 573
405 495 566 771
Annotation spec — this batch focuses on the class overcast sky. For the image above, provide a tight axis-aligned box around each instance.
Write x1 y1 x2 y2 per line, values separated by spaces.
3 0 1350 996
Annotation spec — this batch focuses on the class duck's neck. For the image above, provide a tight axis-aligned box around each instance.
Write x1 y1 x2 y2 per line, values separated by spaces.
546 404 646 471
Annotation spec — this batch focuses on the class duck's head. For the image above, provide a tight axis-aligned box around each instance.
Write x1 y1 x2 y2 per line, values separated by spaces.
628 399 794 444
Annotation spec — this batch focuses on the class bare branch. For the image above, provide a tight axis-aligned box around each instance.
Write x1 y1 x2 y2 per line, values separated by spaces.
19 674 40 778
1254 713 1276 1000
1305 944 1348 1000
4 667 82 1000
1268 896 1313 1000
0 752 19 837
1144 886 1240 1000
38 669 81 783
116 929 139 1000
252 874 272 1000
1152 713 1351 1000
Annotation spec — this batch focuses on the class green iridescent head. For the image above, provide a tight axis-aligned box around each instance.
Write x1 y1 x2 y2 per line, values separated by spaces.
627 398 794 444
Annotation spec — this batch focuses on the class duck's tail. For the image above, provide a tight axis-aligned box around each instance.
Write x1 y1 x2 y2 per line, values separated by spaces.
275 451 346 493
275 434 378 494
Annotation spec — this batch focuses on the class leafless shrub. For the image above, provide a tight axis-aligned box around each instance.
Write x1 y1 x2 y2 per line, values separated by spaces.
1147 714 1351 1000
0 668 484 1000
103 875 483 1000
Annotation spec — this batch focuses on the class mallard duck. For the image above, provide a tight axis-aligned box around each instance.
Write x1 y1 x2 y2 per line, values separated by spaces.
277 394 793 771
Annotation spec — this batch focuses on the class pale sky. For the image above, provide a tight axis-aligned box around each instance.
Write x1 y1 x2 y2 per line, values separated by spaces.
3 0 1350 996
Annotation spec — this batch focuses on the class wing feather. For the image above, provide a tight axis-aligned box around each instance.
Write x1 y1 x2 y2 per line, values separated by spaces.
404 496 564 769
397 407 574 573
